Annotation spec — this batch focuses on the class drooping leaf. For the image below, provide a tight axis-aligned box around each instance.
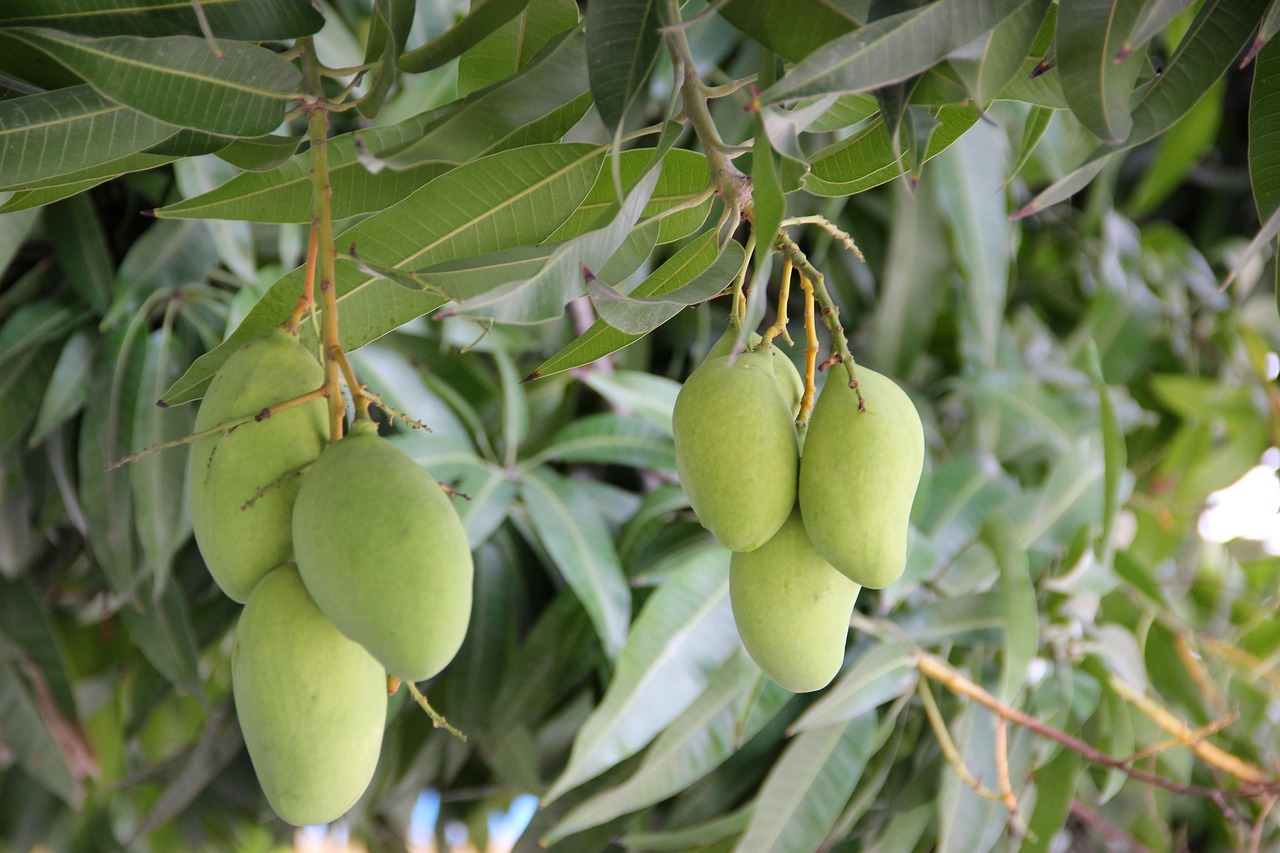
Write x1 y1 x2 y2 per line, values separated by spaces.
104 219 219 328
28 330 96 448
0 582 78 720
761 0 1033 104
1017 746 1081 853
1056 0 1145 143
0 207 39 278
358 0 415 118
0 300 87 371
948 0 1050 105
542 541 739 804
1248 37 1280 296
733 713 878 853
586 0 662 133
1126 78 1222 217
5 29 300 137
530 413 676 471
0 657 83 807
0 0 323 40
580 370 681 434
400 0 532 73
546 653 788 843
0 85 177 189
157 29 589 223
983 516 1038 703
520 469 631 659
803 103 978 196
789 641 918 732
120 576 204 699
589 238 744 336
458 0 579 95
529 230 723 379
162 143 606 405
1017 0 1268 216
1121 0 1198 58
715 0 859 62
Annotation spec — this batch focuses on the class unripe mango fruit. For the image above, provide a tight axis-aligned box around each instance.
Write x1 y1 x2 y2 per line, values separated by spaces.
730 508 859 692
292 421 473 682
232 564 386 826
798 366 923 588
704 326 804 417
189 329 328 602
673 350 798 552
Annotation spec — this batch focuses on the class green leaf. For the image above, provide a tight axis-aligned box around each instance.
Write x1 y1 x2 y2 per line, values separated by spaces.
937 705 1012 853
750 113 785 300
1121 0 1198 57
733 714 878 853
529 230 723 379
158 30 589 223
1056 0 1145 143
1126 78 1222 217
399 0 532 73
105 220 219 328
530 413 676 470
948 0 1050 105
983 516 1037 703
162 143 605 405
761 0 1033 104
0 85 177 188
0 207 39 278
0 0 323 40
0 178 113 214
0 657 82 806
0 344 58 456
542 541 738 803
547 653 787 843
803 103 978 197
933 119 1009 372
789 642 917 732
120 577 204 699
1017 0 1267 216
1002 103 1054 187
5 29 301 137
1083 342 1127 567
580 369 681 434
715 0 859 62
0 582 78 720
130 325 193 593
214 134 302 172
78 312 148 597
1250 37 1280 221
0 300 87 371
586 0 661 133
621 804 755 852
46 193 112 312
28 330 96 448
589 238 743 335
458 0 579 95
1017 747 1081 853
449 462 518 549
358 0 415 118
520 469 631 659
451 163 660 323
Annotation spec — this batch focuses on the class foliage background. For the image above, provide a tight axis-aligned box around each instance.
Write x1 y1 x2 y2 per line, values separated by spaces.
1 0 1280 851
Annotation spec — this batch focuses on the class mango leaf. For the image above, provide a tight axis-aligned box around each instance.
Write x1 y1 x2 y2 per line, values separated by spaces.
78 313 148 597
761 0 1032 104
0 149 176 194
1002 104 1054 188
0 300 87 371
1056 0 1145 143
1083 342 1127 567
158 30 589 223
937 705 1016 853
790 642 919 734
0 0 323 40
104 219 220 329
1017 746 1081 853
542 542 738 804
546 654 788 843
0 583 78 720
948 0 1049 105
733 714 878 853
520 469 631 659
357 0 415 118
0 179 111 214
0 207 38 278
28 331 96 448
803 103 978 196
1121 0 1198 57
1017 0 1267 216
1126 78 1222 217
450 164 661 323
715 0 859 62
399 0 532 73
0 343 57 458
46 194 112 312
0 657 82 806
5 29 300 137
589 239 743 335
984 516 1038 703
529 230 723 379
530 413 676 471
1237 37 1280 296
120 577 204 699
162 143 605 405
621 805 755 852
580 370 681 434
749 113 785 311
458 0 579 95
586 0 661 133
214 134 303 172
130 325 193 594
0 85 177 189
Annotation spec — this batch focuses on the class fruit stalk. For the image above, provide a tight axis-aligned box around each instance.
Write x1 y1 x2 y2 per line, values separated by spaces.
798 274 818 428
285 224 319 333
761 256 793 348
775 231 865 410
302 40 346 441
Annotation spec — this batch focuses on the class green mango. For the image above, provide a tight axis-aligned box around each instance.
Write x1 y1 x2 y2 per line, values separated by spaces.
673 349 798 551
189 329 328 602
232 564 386 826
292 421 473 681
798 366 923 588
730 508 859 692
704 324 804 417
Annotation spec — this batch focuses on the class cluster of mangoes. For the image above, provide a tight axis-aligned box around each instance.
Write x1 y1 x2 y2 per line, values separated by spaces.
672 325 924 693
187 328 473 826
